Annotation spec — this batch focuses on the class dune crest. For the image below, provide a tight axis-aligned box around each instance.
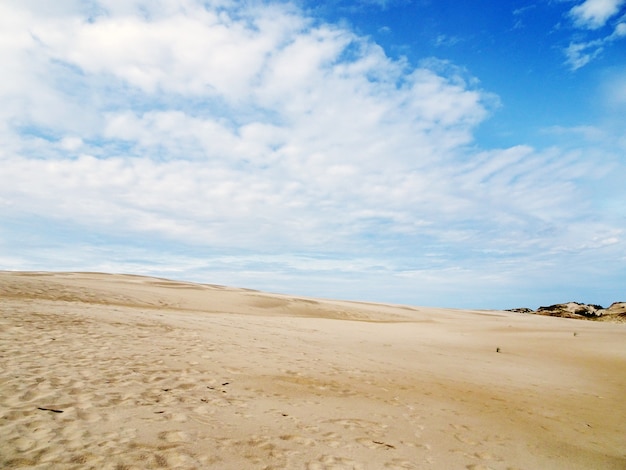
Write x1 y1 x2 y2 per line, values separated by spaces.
1 271 625 469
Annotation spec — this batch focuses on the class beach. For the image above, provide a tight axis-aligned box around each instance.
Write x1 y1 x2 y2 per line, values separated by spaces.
1 271 625 469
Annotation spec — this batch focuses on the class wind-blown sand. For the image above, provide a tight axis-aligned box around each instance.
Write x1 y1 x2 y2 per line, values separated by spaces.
1 272 625 469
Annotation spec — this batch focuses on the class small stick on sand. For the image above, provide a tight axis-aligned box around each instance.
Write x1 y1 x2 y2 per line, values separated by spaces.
37 407 63 413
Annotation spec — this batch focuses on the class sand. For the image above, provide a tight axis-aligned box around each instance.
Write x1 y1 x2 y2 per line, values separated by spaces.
1 271 625 469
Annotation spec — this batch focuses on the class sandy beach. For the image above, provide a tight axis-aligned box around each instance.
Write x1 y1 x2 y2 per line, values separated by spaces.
1 271 625 469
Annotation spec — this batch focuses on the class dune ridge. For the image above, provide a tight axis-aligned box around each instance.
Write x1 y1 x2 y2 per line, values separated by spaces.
1 271 625 469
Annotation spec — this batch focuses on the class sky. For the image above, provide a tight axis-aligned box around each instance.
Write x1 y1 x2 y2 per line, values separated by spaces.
1 0 625 309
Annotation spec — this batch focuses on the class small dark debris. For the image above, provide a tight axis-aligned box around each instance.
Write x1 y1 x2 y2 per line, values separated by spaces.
221 382 230 386
282 413 288 417
37 407 63 413
373 441 395 449
154 411 165 414
162 388 171 392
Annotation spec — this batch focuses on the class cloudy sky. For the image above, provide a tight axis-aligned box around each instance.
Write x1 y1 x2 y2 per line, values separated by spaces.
1 0 625 309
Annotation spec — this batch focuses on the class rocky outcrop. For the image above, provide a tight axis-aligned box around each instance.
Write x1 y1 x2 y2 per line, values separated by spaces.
507 302 626 322
537 302 603 318
506 307 534 314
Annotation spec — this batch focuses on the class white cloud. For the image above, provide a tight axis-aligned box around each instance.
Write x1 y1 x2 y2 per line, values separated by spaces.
603 69 626 107
59 137 84 151
563 0 626 69
564 19 626 69
542 125 607 141
29 4 306 98
434 34 461 47
569 0 625 29
564 40 603 69
615 21 626 36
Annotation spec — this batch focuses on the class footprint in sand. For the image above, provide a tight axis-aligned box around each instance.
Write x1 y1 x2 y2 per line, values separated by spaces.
384 459 417 469
454 433 478 445
168 412 188 422
320 431 343 448
451 423 479 446
279 434 317 446
11 437 36 452
76 408 101 423
355 437 382 449
158 430 188 443
307 455 365 470
405 441 431 451
355 437 398 450
326 418 385 432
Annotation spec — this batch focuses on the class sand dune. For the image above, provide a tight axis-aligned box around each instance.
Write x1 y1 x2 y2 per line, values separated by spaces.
1 272 625 469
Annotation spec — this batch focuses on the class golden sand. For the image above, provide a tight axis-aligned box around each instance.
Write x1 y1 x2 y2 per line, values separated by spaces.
1 271 625 469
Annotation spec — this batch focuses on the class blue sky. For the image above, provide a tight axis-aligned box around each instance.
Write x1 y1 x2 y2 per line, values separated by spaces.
1 0 625 309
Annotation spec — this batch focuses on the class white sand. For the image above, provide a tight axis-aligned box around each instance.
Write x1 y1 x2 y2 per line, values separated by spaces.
1 271 625 469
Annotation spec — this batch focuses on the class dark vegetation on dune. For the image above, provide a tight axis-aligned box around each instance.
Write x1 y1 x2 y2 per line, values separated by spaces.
507 302 626 321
